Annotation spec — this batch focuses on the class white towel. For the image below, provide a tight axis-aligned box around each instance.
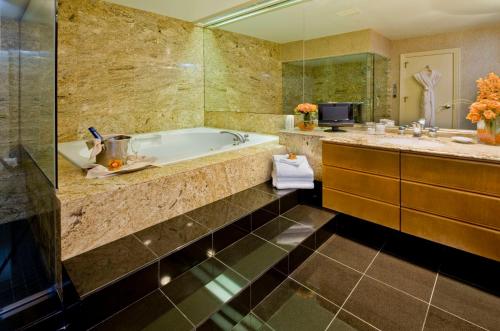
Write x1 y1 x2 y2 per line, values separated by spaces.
272 177 314 190
273 155 313 180
272 170 314 190
279 157 303 167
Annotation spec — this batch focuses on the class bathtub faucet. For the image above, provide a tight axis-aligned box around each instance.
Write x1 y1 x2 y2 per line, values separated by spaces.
220 131 248 145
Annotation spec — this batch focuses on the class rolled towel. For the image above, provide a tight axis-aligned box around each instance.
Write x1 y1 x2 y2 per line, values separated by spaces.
273 155 313 179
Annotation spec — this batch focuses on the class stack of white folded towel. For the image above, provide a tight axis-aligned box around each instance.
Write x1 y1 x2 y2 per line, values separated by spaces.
272 154 314 189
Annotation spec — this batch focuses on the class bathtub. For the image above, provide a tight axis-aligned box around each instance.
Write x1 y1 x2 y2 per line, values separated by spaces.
58 127 279 169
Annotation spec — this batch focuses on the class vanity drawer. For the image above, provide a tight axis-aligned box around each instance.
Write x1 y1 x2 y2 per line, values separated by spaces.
323 142 400 178
323 166 400 204
401 153 500 197
401 181 500 230
323 188 400 230
401 208 500 262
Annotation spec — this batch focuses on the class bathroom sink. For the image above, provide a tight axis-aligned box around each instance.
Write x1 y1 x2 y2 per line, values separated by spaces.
377 136 445 149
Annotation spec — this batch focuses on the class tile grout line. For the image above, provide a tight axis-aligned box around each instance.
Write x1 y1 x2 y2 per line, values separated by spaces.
159 288 196 329
323 243 385 331
430 303 490 331
421 271 440 331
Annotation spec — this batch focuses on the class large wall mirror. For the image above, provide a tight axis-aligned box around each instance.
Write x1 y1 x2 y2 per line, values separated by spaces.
105 0 499 130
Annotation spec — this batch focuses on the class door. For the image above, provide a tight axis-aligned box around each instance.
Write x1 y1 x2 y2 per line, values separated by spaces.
400 49 460 128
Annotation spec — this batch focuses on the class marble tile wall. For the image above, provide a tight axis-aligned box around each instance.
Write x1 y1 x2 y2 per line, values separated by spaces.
57 0 204 142
204 28 283 115
205 111 298 134
0 18 19 157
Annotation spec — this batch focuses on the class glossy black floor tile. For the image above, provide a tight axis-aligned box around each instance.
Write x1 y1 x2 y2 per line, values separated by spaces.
431 274 500 330
423 306 483 331
318 234 381 273
216 234 287 281
366 249 438 301
198 286 251 331
134 214 210 258
159 233 212 284
91 290 193 331
0 220 52 309
226 188 279 212
78 262 158 329
187 199 250 231
161 258 249 326
254 216 315 252
233 313 273 331
282 205 335 229
253 278 339 331
252 181 294 198
327 309 378 331
251 267 288 308
278 191 299 214
291 252 362 306
212 215 251 253
64 235 156 297
251 205 279 230
344 277 428 331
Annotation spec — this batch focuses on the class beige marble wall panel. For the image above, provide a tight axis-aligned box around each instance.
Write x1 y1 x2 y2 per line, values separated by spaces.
390 24 500 129
205 111 298 134
282 30 373 62
57 0 204 142
204 28 283 115
58 142 286 260
0 19 19 156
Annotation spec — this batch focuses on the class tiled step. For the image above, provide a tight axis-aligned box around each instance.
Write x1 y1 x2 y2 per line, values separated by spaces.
89 204 337 330
63 181 322 329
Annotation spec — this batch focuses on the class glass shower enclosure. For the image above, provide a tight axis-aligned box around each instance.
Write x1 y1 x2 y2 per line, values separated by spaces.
283 52 390 123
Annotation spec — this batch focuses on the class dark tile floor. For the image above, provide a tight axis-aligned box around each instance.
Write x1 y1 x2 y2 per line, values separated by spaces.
252 215 500 331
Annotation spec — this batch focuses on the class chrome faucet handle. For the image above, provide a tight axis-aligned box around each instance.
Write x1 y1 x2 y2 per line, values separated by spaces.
428 127 439 138
243 134 249 142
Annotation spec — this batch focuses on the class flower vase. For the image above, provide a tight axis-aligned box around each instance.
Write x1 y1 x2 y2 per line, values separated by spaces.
298 113 316 131
477 118 499 145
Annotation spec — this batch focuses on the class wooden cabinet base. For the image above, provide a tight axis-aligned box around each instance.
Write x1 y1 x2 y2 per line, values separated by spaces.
323 188 400 230
401 208 500 262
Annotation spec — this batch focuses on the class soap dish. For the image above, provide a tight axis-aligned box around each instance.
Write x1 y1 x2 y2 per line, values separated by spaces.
451 136 474 144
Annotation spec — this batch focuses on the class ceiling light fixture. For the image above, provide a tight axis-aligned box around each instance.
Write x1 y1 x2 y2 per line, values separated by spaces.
196 0 310 28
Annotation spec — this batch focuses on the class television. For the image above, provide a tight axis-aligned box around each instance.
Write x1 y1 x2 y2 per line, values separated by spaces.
318 103 358 131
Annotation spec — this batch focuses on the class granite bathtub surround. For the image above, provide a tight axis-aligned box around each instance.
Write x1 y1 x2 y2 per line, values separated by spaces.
57 0 204 142
58 142 286 260
204 28 283 115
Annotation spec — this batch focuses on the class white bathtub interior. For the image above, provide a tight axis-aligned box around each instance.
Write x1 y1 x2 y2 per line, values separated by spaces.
58 127 279 169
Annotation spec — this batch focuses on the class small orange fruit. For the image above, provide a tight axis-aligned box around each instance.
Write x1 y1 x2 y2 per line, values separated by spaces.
108 159 123 170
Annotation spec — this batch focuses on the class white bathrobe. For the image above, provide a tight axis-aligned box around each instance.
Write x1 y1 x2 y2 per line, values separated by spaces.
414 70 441 127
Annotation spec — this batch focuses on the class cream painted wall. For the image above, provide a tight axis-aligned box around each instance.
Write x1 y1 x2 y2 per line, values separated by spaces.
390 24 500 129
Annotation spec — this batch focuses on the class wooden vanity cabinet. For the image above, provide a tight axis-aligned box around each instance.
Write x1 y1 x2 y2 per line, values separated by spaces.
322 142 400 230
400 152 500 261
322 142 500 261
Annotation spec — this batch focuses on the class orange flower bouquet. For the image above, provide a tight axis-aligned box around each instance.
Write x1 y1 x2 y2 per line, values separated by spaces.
466 73 500 145
295 103 318 131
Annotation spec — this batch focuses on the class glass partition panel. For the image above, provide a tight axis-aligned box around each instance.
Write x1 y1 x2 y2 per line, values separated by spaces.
20 0 57 186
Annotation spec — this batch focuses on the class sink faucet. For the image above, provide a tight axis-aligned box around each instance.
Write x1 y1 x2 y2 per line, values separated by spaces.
411 118 426 137
220 131 248 145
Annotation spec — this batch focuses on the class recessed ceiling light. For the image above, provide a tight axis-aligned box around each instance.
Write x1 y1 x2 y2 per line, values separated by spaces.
196 0 310 28
335 8 361 17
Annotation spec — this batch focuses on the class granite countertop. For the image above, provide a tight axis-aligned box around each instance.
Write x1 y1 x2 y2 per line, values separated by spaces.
57 141 285 204
281 128 500 163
